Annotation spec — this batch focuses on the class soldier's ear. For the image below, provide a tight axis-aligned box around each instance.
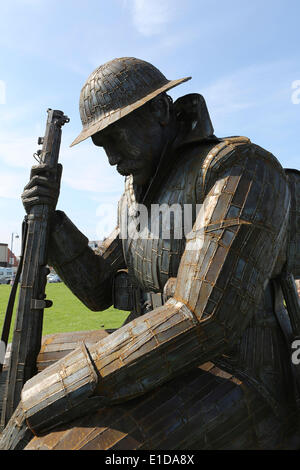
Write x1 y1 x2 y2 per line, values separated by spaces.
149 94 170 126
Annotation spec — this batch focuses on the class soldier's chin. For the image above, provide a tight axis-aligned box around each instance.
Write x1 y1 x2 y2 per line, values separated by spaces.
117 167 130 176
117 167 147 185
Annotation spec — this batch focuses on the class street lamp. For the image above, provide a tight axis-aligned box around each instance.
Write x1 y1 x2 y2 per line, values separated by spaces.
10 232 19 267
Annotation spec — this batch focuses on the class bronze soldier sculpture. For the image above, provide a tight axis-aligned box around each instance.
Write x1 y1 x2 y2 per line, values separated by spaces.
1 57 300 450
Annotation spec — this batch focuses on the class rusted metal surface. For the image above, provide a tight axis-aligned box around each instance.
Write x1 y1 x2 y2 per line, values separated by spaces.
0 330 110 417
16 135 298 448
25 364 298 450
36 329 110 371
22 342 98 435
0 402 33 450
14 136 299 448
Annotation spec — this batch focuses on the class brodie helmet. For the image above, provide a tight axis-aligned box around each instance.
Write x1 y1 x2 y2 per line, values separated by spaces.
70 57 191 147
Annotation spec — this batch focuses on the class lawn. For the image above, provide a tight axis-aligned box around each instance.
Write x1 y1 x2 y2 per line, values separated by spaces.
0 283 130 342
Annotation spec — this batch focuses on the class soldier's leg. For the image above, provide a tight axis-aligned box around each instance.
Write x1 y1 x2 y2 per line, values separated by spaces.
24 364 298 451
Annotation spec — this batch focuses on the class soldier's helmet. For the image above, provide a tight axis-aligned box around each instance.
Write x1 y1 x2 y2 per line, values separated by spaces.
70 57 191 147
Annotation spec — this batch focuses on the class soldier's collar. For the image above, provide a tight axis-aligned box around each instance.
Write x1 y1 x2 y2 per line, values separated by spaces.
172 93 217 149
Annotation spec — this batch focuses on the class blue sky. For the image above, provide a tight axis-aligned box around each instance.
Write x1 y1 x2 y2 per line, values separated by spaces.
0 0 299 256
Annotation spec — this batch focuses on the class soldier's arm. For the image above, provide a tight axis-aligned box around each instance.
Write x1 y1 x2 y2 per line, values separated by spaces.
48 210 126 311
7 145 290 437
86 146 290 403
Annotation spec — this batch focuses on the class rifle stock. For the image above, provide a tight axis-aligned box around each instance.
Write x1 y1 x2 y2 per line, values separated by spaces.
1 109 69 428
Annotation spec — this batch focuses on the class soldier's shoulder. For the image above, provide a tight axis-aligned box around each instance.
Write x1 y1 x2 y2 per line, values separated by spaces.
192 136 286 203
198 135 285 176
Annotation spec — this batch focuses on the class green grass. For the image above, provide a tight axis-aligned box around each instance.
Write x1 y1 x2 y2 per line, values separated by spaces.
0 283 130 342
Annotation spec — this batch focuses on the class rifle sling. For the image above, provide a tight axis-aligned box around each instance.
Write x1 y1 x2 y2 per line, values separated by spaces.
0 217 28 374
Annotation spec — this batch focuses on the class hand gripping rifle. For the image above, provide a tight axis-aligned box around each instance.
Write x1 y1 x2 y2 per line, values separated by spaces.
0 109 69 428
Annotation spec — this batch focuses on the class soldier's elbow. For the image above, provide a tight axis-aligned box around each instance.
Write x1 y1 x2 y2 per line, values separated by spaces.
82 295 113 312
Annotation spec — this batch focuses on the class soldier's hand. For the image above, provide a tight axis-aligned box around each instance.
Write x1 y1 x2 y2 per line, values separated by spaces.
21 163 62 214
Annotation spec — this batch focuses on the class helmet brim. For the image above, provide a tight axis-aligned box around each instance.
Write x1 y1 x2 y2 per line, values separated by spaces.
70 76 191 147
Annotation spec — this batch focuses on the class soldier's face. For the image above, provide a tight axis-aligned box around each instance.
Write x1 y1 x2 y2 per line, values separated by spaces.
92 105 166 185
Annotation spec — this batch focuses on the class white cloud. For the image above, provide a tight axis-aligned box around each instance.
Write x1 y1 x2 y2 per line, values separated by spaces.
202 75 256 119
0 170 26 199
0 132 37 201
129 0 178 36
0 135 38 169
201 59 294 121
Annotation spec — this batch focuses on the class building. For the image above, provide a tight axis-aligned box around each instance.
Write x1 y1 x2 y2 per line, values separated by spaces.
7 248 18 267
0 243 8 267
0 243 18 268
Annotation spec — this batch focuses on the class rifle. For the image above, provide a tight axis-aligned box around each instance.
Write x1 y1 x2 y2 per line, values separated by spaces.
0 109 69 428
